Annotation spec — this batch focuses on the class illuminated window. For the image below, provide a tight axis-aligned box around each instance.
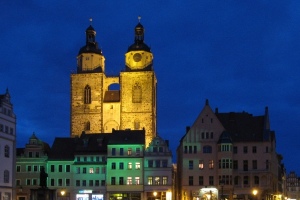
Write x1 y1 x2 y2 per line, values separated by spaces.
89 168 94 173
199 160 204 169
154 177 160 185
135 177 140 185
209 160 214 169
84 85 91 104
127 177 132 185
132 83 142 103
4 145 9 157
162 177 167 185
4 170 9 183
128 148 132 155
128 162 132 169
148 177 153 185
135 162 141 169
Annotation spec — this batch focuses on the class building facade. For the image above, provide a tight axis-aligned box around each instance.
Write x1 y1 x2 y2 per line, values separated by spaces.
71 19 157 147
176 100 284 200
15 133 50 200
0 89 16 200
286 171 300 200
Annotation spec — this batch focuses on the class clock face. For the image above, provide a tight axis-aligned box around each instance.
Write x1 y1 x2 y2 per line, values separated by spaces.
133 53 142 62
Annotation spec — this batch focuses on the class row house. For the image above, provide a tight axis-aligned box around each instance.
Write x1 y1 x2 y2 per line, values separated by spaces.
176 100 285 200
16 130 173 200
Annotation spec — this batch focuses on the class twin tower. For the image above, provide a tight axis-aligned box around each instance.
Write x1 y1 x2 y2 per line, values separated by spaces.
70 19 157 146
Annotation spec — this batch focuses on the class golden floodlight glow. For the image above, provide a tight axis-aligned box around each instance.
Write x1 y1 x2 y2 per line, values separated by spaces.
60 190 65 196
153 192 157 197
252 189 258 196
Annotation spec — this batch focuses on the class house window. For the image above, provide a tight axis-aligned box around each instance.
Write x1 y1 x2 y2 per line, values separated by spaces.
4 145 9 157
155 160 160 168
82 180 86 186
193 146 197 153
95 167 99 174
135 177 140 185
119 177 124 185
101 180 105 186
128 148 132 155
50 165 55 172
135 162 141 169
76 180 80 186
233 160 238 169
132 83 142 103
66 165 70 172
112 148 116 155
26 179 31 186
127 177 133 185
29 152 32 157
120 148 124 155
209 176 214 185
252 146 257 153
33 165 38 172
16 165 21 172
58 179 62 186
119 163 124 169
66 179 70 186
59 165 63 172
95 180 99 186
84 85 91 104
254 176 259 185
189 176 193 186
35 152 40 158
134 119 140 130
148 160 153 168
162 160 168 167
89 180 93 186
243 176 249 186
76 167 80 174
111 163 116 170
199 160 204 169
243 160 248 171
266 160 269 169
162 177 167 185
50 179 54 186
203 145 212 153
128 162 132 169
243 146 248 153
154 177 160 185
189 160 193 169
233 146 237 154
85 121 90 131
4 170 9 183
199 176 203 185
252 160 257 169
209 160 214 169
89 168 94 173
83 167 87 174
16 179 21 186
136 148 141 155
148 177 153 185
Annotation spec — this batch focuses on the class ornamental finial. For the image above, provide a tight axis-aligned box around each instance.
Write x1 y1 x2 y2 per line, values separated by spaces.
138 16 141 22
89 18 93 25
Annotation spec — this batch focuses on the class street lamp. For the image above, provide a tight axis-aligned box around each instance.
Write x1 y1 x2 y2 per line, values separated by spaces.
252 189 258 200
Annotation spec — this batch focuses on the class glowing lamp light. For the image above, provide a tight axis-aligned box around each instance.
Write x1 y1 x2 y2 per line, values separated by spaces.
252 189 258 196
60 190 65 196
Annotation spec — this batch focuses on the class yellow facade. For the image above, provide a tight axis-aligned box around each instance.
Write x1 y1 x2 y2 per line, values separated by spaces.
70 20 157 146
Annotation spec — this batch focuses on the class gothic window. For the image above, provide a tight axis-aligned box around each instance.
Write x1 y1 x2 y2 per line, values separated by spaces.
132 83 142 103
84 85 91 104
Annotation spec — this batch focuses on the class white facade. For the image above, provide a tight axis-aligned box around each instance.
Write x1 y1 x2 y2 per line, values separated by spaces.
0 89 16 200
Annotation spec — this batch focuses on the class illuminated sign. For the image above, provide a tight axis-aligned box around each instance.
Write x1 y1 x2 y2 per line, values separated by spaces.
79 190 93 194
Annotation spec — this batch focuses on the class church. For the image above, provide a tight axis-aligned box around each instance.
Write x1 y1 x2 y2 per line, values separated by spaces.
70 18 157 147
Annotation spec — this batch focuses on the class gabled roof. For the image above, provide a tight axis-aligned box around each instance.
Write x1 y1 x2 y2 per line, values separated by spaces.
109 129 145 145
48 138 77 160
216 112 265 142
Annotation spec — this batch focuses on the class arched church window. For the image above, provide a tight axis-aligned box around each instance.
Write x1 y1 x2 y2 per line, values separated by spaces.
132 83 142 103
84 85 91 104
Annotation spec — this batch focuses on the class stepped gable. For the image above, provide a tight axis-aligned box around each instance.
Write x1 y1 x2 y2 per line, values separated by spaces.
216 111 264 142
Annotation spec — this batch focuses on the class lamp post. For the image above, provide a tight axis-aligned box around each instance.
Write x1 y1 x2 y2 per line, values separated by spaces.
252 189 258 200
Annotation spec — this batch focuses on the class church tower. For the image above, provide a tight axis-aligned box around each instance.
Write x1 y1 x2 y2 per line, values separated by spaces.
120 18 157 146
70 19 106 137
70 18 157 147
